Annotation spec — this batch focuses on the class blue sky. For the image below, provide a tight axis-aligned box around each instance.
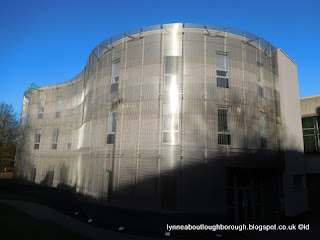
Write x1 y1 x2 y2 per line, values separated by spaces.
0 0 319 115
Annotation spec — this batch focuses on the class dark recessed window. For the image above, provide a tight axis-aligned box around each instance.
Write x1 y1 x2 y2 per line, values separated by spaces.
216 52 229 89
217 77 229 88
218 134 231 145
107 134 115 144
217 70 228 77
218 106 231 145
302 117 319 153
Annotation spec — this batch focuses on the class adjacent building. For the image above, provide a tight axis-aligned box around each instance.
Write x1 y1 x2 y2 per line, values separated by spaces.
301 95 320 214
15 23 308 223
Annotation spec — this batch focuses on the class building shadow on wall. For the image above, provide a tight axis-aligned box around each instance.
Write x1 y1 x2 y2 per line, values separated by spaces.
52 148 293 227
13 147 309 238
108 149 285 224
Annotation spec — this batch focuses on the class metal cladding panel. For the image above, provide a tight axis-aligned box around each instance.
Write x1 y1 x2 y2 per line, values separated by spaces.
118 157 136 191
135 158 158 200
119 101 140 150
141 81 159 100
126 40 143 69
137 158 158 182
183 77 204 100
113 43 123 62
124 69 141 102
183 100 205 150
139 100 159 150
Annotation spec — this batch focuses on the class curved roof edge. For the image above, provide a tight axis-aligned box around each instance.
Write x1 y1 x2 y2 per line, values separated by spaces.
32 23 277 91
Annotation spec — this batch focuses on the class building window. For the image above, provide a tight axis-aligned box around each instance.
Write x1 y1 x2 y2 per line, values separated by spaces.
218 106 231 145
162 54 180 145
56 96 62 118
165 56 180 74
216 52 229 88
162 104 179 145
30 164 37 183
164 56 180 88
257 62 264 82
34 129 41 149
111 59 120 93
258 85 264 98
67 125 73 149
52 128 59 149
107 109 117 144
302 117 320 153
38 100 45 119
217 77 229 88
260 114 267 148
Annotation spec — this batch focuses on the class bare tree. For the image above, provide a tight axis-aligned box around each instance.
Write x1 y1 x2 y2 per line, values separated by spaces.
0 102 19 172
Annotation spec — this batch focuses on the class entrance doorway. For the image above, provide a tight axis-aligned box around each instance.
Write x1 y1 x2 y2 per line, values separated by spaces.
227 169 263 224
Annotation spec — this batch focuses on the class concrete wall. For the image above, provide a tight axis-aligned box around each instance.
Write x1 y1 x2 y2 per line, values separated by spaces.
277 49 308 216
301 95 320 118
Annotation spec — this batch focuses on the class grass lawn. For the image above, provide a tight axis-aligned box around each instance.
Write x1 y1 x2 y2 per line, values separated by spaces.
0 203 84 239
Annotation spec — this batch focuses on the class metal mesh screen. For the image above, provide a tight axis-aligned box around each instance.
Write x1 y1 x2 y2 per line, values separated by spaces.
15 23 281 213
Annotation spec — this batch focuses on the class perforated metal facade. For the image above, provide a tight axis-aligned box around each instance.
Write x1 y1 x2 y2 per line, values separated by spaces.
15 23 306 220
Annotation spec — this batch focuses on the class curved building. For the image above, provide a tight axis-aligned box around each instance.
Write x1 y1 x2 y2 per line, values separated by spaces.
15 23 308 223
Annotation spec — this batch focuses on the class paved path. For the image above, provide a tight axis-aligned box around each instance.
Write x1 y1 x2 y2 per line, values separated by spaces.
0 199 160 240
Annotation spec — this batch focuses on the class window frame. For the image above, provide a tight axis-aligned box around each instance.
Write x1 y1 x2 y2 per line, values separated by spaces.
106 109 117 144
162 103 179 145
67 125 73 150
217 106 231 145
110 59 120 93
302 116 320 153
34 128 41 149
38 100 45 119
216 52 229 89
52 127 59 149
56 96 62 118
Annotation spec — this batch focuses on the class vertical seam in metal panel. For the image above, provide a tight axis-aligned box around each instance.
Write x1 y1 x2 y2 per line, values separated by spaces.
158 29 163 202
180 28 184 209
110 46 116 192
180 30 184 163
204 30 208 161
242 34 246 148
136 37 145 185
117 38 127 191
224 31 230 155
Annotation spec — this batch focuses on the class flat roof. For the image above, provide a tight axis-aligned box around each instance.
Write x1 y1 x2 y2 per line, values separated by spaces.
301 95 320 100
